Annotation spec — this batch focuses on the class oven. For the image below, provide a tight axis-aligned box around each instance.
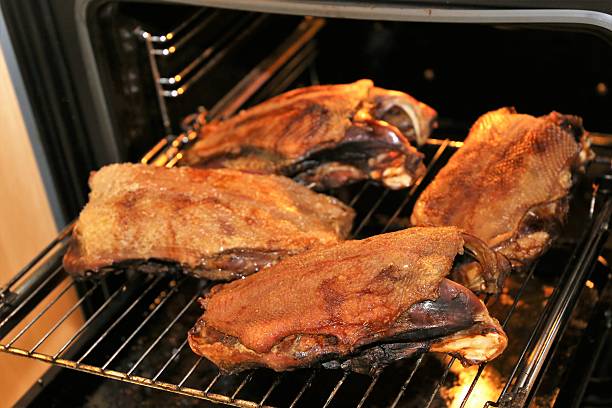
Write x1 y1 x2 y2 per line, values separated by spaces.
1 1 611 407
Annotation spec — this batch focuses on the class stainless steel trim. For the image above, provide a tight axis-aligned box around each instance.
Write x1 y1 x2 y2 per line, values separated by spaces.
172 1 612 32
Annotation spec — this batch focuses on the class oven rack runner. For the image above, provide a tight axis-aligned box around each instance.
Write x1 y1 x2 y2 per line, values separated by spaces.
0 136 610 407
140 9 323 137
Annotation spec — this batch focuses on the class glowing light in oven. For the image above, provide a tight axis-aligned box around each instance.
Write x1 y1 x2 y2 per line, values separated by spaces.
442 360 502 408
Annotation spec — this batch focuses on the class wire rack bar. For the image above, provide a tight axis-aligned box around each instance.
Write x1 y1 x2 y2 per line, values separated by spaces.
52 282 127 359
353 139 452 237
390 354 426 408
382 139 451 232
153 338 189 381
0 223 72 298
205 372 222 393
76 275 164 363
160 14 253 85
232 372 255 400
289 369 317 408
259 374 283 406
208 17 324 119
247 40 317 107
459 265 536 407
178 356 203 388
459 364 487 408
163 15 267 98
356 372 379 408
28 280 102 353
147 9 207 43
101 278 186 370
352 189 389 236
127 290 200 376
500 200 612 406
5 278 75 348
426 357 454 408
323 371 349 408
151 10 221 56
348 182 373 207
0 265 64 330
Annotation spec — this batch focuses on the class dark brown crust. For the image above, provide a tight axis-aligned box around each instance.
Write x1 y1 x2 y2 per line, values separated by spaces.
188 227 507 373
412 107 591 267
180 80 435 189
63 163 355 278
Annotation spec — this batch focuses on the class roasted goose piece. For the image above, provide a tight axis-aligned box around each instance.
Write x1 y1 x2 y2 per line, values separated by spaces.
181 80 436 190
63 163 354 280
188 227 508 374
411 108 593 286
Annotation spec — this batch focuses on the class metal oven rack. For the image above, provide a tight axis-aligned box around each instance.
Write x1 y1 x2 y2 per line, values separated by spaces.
1 140 610 407
1 13 612 408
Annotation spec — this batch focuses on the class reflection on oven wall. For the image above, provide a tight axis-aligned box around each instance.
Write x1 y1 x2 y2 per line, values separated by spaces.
0 10 82 408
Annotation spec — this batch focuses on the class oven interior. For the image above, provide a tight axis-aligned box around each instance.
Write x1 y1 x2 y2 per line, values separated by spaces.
2 2 612 407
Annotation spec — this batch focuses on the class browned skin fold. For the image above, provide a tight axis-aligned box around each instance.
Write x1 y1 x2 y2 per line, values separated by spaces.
188 227 507 374
181 80 436 190
460 233 511 294
412 107 593 276
63 163 355 279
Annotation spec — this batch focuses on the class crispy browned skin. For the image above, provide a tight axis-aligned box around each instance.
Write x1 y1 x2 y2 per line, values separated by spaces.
63 163 354 279
412 107 592 272
188 227 507 374
181 80 436 190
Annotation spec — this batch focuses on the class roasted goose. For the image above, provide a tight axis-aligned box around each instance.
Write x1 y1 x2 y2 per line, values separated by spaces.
181 80 437 190
188 227 508 374
63 163 354 280
412 108 593 286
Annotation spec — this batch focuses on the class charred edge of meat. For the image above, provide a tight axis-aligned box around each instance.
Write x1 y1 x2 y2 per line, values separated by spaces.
322 342 428 376
189 279 506 375
453 233 510 295
66 248 293 281
196 248 294 280
494 197 569 271
68 259 183 281
284 140 408 190
284 143 425 191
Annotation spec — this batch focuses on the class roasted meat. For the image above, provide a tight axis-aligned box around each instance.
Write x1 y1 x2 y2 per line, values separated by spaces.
188 227 507 374
63 163 354 280
411 108 593 279
181 80 436 190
